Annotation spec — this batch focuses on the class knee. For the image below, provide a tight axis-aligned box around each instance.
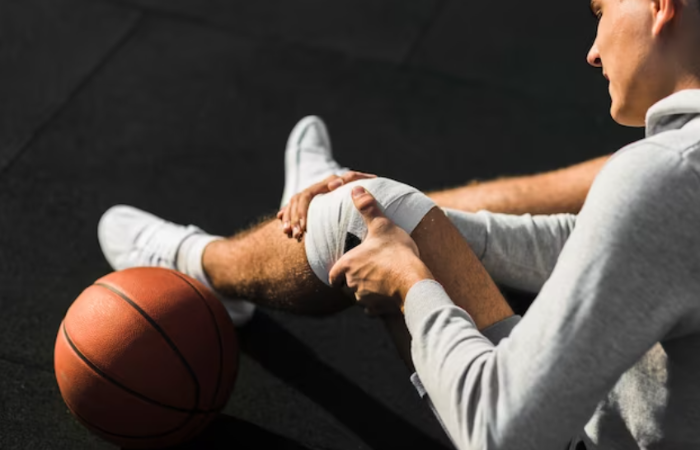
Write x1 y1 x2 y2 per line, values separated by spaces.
304 177 436 286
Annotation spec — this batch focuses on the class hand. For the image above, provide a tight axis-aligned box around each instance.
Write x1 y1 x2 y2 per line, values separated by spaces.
329 186 434 315
278 171 376 240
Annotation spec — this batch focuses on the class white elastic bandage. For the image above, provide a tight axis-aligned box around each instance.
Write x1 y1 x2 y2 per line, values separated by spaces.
304 177 437 285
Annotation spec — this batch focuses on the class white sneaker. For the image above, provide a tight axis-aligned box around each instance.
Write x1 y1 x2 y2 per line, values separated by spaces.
98 205 256 326
280 115 348 208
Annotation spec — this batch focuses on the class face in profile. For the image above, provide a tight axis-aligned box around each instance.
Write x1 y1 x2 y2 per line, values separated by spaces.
586 0 674 127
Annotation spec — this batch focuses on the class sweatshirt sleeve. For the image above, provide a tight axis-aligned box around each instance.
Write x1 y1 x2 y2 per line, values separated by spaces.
443 208 576 293
405 143 700 450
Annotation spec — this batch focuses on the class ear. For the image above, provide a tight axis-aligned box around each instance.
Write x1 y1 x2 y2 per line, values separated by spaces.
651 0 677 36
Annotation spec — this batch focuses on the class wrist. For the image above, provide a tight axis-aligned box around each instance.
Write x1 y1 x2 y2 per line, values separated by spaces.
396 261 434 305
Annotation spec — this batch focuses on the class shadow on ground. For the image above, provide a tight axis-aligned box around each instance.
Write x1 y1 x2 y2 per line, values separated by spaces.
165 414 315 450
236 313 450 450
154 312 449 450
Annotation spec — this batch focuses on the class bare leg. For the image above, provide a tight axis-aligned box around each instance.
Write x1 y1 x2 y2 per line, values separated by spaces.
203 207 512 373
203 218 353 316
202 216 420 372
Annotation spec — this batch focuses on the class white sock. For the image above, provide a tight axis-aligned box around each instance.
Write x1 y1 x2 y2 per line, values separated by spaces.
177 233 257 327
176 233 221 292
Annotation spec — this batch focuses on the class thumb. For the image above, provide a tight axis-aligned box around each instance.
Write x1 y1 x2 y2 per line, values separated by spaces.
328 251 350 288
351 186 385 228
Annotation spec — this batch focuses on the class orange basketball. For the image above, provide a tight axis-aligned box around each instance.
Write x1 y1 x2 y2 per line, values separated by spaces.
54 267 239 449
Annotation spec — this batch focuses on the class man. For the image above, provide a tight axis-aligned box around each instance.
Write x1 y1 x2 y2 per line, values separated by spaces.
97 0 700 448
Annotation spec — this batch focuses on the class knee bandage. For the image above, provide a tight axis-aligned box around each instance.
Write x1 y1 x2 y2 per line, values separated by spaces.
304 178 437 285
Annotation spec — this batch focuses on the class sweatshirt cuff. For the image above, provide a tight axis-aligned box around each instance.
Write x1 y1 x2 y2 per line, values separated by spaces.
481 315 521 345
403 279 521 345
404 279 468 336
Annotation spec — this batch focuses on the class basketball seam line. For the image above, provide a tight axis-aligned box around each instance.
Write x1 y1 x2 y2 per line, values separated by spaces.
62 323 214 415
66 393 202 440
93 282 203 412
169 272 230 410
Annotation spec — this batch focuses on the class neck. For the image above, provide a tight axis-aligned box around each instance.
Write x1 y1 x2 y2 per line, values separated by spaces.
672 67 700 94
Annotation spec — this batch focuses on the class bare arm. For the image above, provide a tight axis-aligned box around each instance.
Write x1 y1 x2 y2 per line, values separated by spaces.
330 189 514 331
427 155 610 214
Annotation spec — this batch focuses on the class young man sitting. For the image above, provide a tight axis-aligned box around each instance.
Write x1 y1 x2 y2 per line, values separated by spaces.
98 0 700 447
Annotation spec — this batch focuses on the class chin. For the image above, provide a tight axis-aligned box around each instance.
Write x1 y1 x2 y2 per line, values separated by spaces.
610 101 645 128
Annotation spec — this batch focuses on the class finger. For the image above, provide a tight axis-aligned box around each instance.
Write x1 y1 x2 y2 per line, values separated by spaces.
290 176 337 236
351 186 387 228
327 177 344 191
318 174 341 192
327 172 377 192
329 172 369 192
328 257 349 288
297 192 313 233
282 198 293 237
321 174 340 185
341 171 376 184
291 195 304 239
276 209 284 220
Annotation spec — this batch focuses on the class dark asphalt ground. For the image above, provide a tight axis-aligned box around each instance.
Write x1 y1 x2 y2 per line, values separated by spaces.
0 0 642 448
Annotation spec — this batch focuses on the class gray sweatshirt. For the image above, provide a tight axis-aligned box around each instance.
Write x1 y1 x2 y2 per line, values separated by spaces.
405 89 700 450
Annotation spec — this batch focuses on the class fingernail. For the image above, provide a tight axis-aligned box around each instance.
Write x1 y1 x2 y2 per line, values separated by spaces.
293 226 300 236
283 221 290 230
352 186 366 197
328 179 343 190
300 219 305 230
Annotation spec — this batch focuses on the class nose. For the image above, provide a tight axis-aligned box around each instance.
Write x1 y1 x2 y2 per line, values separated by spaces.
587 42 602 68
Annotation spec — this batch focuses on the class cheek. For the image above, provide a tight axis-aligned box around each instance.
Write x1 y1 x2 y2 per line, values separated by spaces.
602 22 636 86
602 18 624 63
612 8 653 77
